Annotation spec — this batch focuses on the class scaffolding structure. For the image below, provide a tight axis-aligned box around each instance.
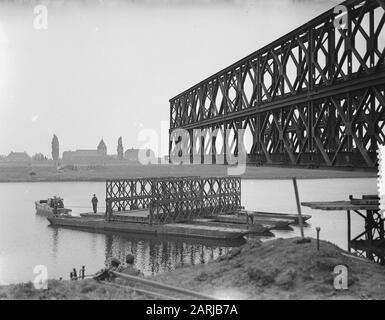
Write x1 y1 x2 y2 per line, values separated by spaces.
303 195 385 264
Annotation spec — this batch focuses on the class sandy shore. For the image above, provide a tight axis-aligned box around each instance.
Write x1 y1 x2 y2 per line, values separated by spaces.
1 238 384 300
0 163 376 182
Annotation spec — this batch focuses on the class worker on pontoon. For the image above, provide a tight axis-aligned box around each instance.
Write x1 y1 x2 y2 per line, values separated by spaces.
91 194 98 213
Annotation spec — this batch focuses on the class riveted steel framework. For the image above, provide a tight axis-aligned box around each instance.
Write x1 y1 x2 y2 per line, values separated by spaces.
348 209 385 264
169 0 385 167
106 178 156 212
105 177 241 223
151 176 241 224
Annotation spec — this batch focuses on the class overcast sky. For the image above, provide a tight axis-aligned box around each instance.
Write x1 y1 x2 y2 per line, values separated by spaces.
0 0 339 157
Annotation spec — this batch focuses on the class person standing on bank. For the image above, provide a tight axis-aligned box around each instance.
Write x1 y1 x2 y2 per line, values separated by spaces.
121 254 143 276
91 194 98 214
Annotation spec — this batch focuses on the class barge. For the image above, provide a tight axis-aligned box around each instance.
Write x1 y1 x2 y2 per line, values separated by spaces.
186 218 273 235
47 215 248 240
45 176 312 241
211 214 294 229
80 212 105 218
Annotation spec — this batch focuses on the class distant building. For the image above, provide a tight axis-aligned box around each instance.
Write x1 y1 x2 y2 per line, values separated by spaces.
124 148 155 163
97 139 107 155
6 152 31 162
32 153 48 161
62 139 108 164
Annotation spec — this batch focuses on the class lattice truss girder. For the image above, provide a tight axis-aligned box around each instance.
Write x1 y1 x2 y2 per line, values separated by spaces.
169 0 385 167
256 86 385 166
153 177 241 224
170 85 385 167
169 122 246 163
105 178 155 211
105 177 241 224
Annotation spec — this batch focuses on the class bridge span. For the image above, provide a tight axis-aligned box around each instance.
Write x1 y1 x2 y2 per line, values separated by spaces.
169 0 385 168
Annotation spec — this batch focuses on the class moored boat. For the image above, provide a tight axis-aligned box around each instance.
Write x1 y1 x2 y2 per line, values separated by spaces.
35 197 72 216
237 210 312 224
211 214 293 230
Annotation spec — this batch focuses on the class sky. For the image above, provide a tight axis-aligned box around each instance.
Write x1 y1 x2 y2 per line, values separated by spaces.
0 0 339 157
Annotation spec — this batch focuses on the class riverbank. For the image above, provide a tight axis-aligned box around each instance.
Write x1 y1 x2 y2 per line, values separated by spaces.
1 237 384 300
153 237 385 299
0 279 140 300
0 163 376 182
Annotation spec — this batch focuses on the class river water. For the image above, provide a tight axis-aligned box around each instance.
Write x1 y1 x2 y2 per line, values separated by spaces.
0 178 377 285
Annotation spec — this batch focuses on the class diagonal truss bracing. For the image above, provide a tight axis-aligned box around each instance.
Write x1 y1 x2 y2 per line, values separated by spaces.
105 177 242 224
169 0 385 167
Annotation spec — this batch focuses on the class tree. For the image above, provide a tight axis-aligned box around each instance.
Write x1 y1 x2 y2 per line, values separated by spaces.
117 136 124 160
32 153 47 161
51 134 59 161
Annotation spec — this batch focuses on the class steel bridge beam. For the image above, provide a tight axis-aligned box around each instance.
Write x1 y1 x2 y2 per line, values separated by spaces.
169 0 385 168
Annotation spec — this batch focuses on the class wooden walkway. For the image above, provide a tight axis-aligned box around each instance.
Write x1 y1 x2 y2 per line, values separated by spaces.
302 201 379 211
302 195 384 265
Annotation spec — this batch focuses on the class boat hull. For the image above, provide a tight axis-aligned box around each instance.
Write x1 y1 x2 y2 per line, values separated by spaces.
80 212 105 218
212 214 292 227
47 216 247 240
239 210 312 224
35 202 72 217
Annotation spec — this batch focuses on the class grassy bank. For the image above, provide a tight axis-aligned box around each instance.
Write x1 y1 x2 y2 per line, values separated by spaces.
0 163 376 182
0 279 139 300
1 238 384 300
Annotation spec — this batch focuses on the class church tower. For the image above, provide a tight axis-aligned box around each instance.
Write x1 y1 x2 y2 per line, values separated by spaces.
97 139 107 155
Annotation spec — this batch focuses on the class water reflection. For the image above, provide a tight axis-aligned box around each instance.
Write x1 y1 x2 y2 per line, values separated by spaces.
0 179 376 284
51 227 59 259
103 233 245 275
49 226 245 276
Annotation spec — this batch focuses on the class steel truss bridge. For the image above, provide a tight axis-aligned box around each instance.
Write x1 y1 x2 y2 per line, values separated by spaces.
105 177 241 224
169 0 385 168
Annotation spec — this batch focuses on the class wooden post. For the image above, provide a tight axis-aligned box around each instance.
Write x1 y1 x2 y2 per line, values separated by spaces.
366 210 374 260
316 227 320 250
107 200 112 222
347 210 351 252
149 201 153 226
292 178 305 239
